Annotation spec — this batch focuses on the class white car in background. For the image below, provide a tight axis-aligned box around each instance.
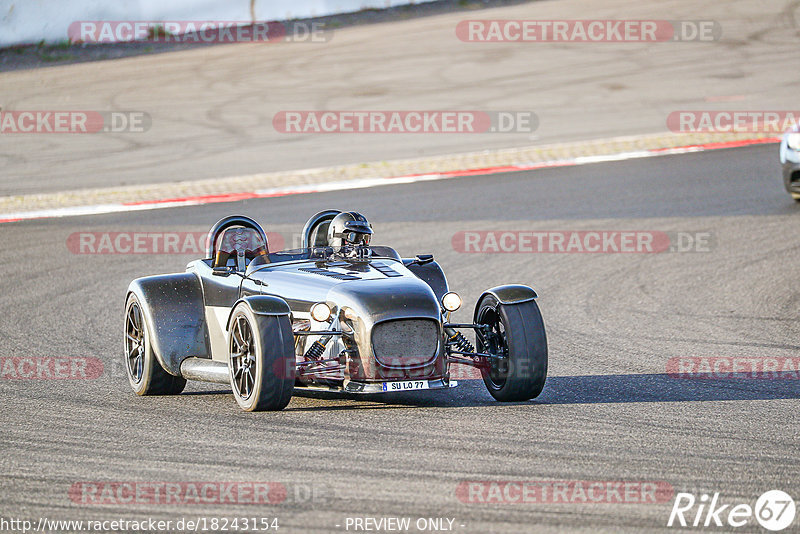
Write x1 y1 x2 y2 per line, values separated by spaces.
780 124 800 201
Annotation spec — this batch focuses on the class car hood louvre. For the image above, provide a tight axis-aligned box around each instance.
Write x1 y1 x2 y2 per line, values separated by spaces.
298 267 361 281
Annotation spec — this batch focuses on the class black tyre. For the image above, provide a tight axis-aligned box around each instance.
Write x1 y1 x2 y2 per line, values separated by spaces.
124 294 186 395
228 303 295 411
475 294 547 402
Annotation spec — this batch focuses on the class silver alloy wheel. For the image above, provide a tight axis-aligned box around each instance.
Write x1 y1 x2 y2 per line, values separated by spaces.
125 301 145 383
230 315 256 399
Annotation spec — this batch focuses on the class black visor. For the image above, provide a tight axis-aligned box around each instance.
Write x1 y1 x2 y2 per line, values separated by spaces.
344 231 371 245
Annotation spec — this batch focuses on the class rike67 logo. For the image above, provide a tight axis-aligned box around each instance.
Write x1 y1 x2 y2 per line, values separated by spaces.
667 490 796 531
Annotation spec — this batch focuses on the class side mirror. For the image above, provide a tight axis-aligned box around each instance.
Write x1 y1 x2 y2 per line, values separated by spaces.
212 266 232 276
412 254 434 266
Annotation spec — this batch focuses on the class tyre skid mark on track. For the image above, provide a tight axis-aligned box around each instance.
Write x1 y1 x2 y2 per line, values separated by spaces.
0 136 780 224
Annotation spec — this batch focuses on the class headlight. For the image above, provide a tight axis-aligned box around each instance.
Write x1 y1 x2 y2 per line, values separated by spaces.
442 292 462 312
310 302 332 322
787 133 800 150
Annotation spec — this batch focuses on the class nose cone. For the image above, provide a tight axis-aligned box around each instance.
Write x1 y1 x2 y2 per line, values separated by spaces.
327 277 441 324
328 277 444 378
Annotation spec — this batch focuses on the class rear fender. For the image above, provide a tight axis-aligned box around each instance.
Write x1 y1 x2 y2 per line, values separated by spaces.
127 273 211 375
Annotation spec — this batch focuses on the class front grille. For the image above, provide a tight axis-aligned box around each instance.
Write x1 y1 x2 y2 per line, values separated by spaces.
371 319 439 368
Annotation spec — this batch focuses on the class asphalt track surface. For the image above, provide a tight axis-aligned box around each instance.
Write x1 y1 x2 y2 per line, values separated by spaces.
1 143 798 533
1 0 798 195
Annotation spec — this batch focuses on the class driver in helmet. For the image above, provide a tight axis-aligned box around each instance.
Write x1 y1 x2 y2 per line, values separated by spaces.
327 211 373 258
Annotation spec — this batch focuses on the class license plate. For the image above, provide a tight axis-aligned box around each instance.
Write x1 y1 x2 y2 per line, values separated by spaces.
382 380 430 392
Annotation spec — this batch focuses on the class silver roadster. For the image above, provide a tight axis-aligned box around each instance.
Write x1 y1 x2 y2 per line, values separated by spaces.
124 211 548 411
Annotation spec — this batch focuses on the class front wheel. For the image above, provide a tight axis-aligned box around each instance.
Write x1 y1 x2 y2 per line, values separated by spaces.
228 303 295 411
475 294 547 402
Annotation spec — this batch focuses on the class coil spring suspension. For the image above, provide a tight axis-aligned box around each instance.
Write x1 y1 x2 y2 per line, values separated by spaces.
449 331 475 353
304 340 326 360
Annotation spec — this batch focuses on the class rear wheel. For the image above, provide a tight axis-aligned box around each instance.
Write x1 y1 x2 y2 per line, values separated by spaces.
228 303 295 411
124 294 186 395
475 294 547 401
